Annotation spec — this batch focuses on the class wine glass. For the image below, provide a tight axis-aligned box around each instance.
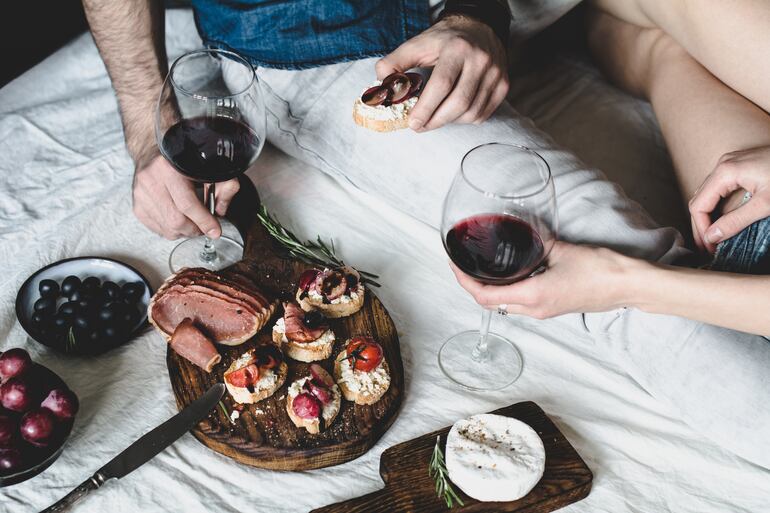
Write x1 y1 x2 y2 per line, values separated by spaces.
439 143 557 391
156 49 266 273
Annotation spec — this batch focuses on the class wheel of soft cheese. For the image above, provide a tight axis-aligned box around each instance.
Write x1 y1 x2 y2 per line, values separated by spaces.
445 413 546 502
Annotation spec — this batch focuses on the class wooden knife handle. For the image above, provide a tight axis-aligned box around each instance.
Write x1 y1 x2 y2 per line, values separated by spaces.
39 475 103 513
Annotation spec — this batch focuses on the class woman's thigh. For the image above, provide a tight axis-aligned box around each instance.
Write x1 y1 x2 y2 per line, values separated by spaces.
258 58 686 263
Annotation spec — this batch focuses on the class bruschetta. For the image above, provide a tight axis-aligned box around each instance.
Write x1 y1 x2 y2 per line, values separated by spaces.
272 302 335 362
334 336 390 405
286 364 341 434
295 267 365 318
224 344 287 404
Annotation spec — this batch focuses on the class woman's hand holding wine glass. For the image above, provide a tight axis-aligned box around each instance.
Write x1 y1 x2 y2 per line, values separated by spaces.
450 241 639 319
439 143 557 391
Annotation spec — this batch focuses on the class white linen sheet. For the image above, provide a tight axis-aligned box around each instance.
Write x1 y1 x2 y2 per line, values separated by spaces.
1 10 767 513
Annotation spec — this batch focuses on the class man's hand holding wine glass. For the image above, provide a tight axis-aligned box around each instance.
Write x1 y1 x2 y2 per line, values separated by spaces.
132 154 240 240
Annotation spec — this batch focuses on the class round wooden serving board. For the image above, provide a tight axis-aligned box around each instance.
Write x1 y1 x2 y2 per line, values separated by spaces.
166 179 403 471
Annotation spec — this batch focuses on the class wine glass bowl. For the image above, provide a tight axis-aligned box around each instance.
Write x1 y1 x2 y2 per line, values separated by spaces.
439 143 557 391
156 49 266 272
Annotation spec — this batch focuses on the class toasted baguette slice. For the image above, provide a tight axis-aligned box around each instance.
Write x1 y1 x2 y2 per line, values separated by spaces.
295 286 364 319
272 328 335 362
225 360 288 404
286 375 341 434
334 350 391 405
352 98 410 132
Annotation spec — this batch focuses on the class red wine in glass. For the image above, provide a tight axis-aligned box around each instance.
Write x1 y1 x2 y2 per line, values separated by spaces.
161 116 260 183
445 213 545 285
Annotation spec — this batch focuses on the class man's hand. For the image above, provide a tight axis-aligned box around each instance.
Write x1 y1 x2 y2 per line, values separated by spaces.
376 15 508 132
132 154 240 240
689 145 770 252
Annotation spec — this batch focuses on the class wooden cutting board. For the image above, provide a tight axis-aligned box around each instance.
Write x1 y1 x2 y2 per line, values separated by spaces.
312 401 592 513
166 178 403 470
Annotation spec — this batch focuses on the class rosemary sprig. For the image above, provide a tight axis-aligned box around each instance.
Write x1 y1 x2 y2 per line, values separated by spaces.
218 401 231 422
65 327 77 353
429 435 465 509
257 205 380 287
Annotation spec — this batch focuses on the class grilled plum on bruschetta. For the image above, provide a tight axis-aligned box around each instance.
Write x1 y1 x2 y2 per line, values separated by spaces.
224 344 287 404
295 267 364 318
286 364 341 434
272 302 335 362
334 336 390 405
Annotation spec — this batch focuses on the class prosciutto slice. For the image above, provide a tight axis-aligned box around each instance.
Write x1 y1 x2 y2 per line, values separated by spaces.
169 318 221 372
283 302 327 342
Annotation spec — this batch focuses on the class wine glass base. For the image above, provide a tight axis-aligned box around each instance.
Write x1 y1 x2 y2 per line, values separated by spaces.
438 330 523 391
168 235 243 273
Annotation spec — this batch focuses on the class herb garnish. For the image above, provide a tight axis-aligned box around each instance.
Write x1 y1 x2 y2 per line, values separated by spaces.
429 435 464 509
257 205 380 287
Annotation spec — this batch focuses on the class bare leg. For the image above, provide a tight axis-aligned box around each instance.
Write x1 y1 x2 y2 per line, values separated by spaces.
587 10 770 217
590 0 770 115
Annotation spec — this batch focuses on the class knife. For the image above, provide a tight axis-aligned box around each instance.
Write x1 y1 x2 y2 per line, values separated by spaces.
41 383 225 513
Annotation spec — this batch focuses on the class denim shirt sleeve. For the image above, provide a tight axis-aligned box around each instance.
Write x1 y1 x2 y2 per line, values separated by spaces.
190 0 431 70
709 217 770 275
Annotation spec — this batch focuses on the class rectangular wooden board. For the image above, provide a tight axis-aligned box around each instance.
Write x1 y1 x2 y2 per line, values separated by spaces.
312 401 592 513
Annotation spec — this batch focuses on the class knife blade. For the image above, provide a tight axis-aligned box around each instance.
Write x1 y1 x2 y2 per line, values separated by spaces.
41 383 225 513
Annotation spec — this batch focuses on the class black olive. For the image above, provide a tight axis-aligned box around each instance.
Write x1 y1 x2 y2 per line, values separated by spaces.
82 276 101 291
34 297 56 313
77 298 95 313
61 275 81 297
51 312 71 332
73 314 92 331
102 281 120 300
38 279 60 298
119 305 138 328
98 303 119 324
121 282 145 303
68 289 85 302
31 310 47 326
345 273 359 289
100 325 119 345
303 310 326 329
58 301 78 318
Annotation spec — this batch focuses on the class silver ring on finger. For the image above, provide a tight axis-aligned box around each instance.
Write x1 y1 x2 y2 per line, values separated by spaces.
497 304 508 316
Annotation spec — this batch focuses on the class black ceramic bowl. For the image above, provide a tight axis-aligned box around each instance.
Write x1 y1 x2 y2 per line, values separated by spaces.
0 364 75 487
15 257 152 355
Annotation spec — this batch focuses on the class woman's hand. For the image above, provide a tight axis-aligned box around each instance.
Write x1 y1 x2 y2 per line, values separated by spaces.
689 145 770 253
449 241 640 319
376 15 508 132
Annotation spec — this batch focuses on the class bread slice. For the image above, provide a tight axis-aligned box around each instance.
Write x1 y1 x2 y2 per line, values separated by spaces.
224 359 288 404
272 326 335 363
334 350 391 405
352 98 410 132
286 375 341 434
295 284 365 319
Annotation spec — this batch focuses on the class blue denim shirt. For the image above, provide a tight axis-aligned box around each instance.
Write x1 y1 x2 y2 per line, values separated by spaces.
190 0 431 69
711 217 770 275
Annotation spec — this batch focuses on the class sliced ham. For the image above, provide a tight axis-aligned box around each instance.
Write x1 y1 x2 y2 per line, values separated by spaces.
148 268 277 346
283 302 327 342
169 318 221 372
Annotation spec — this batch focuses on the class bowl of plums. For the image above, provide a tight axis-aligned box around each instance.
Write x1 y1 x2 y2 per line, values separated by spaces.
16 257 152 355
0 347 79 486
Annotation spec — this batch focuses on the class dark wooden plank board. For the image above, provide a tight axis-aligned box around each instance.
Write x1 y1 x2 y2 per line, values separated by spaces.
312 402 592 513
166 179 404 470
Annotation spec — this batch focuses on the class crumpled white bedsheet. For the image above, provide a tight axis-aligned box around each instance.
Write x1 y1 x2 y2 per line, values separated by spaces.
1 9 768 513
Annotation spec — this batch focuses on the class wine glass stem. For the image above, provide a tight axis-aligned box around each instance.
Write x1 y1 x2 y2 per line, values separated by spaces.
201 183 217 263
472 308 492 363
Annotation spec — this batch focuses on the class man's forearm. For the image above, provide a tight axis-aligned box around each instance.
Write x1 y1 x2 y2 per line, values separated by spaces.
83 0 167 166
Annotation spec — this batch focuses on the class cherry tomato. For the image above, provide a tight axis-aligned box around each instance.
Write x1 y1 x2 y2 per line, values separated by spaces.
345 337 383 372
225 364 259 388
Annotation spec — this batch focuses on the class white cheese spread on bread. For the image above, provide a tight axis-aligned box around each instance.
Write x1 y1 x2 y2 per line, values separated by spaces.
337 352 390 395
445 414 545 502
288 376 340 422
